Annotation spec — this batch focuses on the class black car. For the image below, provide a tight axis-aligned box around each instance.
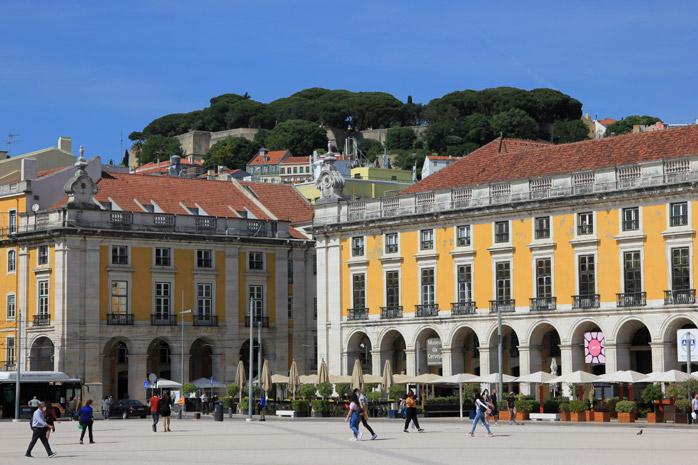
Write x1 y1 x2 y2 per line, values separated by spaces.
109 399 148 419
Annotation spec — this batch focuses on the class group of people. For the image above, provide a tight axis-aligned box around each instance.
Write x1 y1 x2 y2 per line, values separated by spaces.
149 391 173 432
344 388 378 441
25 398 96 458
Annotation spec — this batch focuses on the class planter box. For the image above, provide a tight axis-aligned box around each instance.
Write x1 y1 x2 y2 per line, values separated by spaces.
674 413 688 424
617 412 634 423
515 412 530 421
647 412 664 423
559 412 570 421
585 411 594 422
594 411 610 423
499 411 511 421
570 412 586 422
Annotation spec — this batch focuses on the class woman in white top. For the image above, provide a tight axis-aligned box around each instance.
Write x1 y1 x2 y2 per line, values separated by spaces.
469 392 494 437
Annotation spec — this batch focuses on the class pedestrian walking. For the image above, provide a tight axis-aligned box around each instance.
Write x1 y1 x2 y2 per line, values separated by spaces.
403 390 424 433
25 402 56 458
104 396 113 419
469 391 494 437
200 392 209 415
68 395 78 420
78 399 95 444
258 394 267 422
691 393 698 425
354 388 377 440
149 392 161 432
506 393 517 425
159 392 172 432
101 397 108 419
28 396 41 415
490 388 499 424
344 393 362 441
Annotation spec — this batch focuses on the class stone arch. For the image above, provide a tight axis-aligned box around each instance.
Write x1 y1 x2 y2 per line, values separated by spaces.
450 325 480 375
190 338 215 381
527 321 562 375
239 338 265 379
347 331 372 375
147 338 172 380
615 318 652 374
660 314 698 371
29 336 54 371
568 318 606 374
102 337 132 400
415 326 442 375
378 329 407 375
487 324 520 377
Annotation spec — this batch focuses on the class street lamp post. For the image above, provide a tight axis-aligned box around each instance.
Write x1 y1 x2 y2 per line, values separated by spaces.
247 296 254 421
496 304 504 402
14 309 22 421
180 308 192 419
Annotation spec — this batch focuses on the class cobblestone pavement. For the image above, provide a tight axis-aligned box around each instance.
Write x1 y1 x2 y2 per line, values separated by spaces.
1 416 693 465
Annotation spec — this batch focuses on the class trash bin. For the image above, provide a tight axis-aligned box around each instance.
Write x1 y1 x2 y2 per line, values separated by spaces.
214 402 224 422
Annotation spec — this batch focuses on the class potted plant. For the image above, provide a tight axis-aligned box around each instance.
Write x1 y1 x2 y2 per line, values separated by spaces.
615 400 636 423
311 399 329 417
559 402 570 421
292 399 310 417
498 400 510 421
641 384 664 423
387 385 404 418
335 384 351 401
569 400 586 422
593 400 610 422
584 399 594 421
674 399 691 424
226 383 239 415
606 397 619 419
514 395 532 421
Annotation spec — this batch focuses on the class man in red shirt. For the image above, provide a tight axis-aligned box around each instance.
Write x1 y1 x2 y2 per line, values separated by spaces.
149 394 161 432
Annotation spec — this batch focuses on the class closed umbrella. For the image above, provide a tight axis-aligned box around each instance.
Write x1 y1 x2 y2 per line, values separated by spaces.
382 360 394 392
261 359 272 393
288 359 300 400
351 359 364 390
234 360 246 400
318 359 329 385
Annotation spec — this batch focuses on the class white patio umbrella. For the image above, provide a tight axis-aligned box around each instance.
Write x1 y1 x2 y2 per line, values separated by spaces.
640 369 691 383
479 373 517 384
413 373 444 384
191 377 227 389
547 370 599 384
516 371 556 383
317 360 329 385
393 374 415 384
329 374 351 384
155 379 182 389
363 374 383 385
442 373 480 419
692 371 698 379
271 374 289 384
595 370 647 384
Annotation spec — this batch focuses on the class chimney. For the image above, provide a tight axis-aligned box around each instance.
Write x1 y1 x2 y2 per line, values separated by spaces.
207 169 216 180
217 166 225 175
21 158 37 181
57 136 72 153
259 147 269 162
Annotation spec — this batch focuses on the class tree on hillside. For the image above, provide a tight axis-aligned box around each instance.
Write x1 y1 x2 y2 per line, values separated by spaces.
264 119 328 155
385 127 416 150
120 149 130 167
204 136 258 170
136 135 183 164
490 108 539 139
424 114 492 153
605 115 662 135
358 138 384 162
142 113 196 137
551 120 589 143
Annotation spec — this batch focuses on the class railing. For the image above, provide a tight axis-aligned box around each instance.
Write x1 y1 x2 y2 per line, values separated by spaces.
151 314 177 326
616 292 647 307
572 294 600 309
244 316 270 328
420 241 434 250
530 297 557 311
1 363 16 372
664 289 696 305
415 304 439 317
33 314 50 326
351 247 364 257
380 306 403 319
110 211 133 227
193 314 218 327
347 308 368 321
670 214 689 227
451 301 476 315
385 244 398 254
489 299 515 313
106 313 134 325
577 224 594 235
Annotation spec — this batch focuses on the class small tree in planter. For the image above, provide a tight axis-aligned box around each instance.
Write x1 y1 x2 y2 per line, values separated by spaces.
674 398 691 424
593 400 610 422
292 400 310 417
335 384 351 401
615 400 636 423
514 394 532 421
311 399 329 417
641 384 664 423
568 400 586 422
498 400 511 421
317 382 333 399
559 402 570 421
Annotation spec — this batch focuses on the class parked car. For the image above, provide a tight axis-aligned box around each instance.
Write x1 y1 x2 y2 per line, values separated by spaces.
109 399 148 419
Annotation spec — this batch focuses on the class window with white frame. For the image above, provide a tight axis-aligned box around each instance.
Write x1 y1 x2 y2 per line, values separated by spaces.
197 283 213 317
495 262 511 302
351 237 364 257
6 337 15 367
385 271 400 308
38 280 49 316
623 251 642 294
352 274 366 309
534 216 550 240
577 212 594 235
110 281 128 315
420 268 435 305
578 255 595 296
154 282 171 318
457 264 472 303
248 251 264 270
536 258 552 298
494 221 509 243
111 245 128 265
622 207 640 231
6 294 16 320
7 250 16 273
670 202 689 227
155 247 171 267
38 245 49 266
456 225 471 247
671 247 690 290
385 233 399 254
420 229 434 250
196 249 213 268
8 210 17 234
249 285 264 319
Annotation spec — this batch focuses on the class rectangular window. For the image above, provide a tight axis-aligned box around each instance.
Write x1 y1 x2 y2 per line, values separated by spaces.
38 280 49 316
670 201 688 227
420 229 434 250
110 281 128 315
420 268 435 305
287 296 293 319
671 247 690 290
287 258 294 284
578 255 596 295
313 297 317 320
622 207 639 231
351 236 365 256
623 251 642 293
6 294 16 320
494 221 509 243
7 250 16 273
386 271 400 307
249 285 264 319
248 251 264 270
352 274 366 309
385 233 399 254
534 217 550 240
536 258 552 298
456 225 471 247
155 248 171 267
495 262 511 301
457 264 472 303
197 249 213 268
8 210 17 234
6 337 14 367
197 283 213 317
154 282 171 318
111 245 128 265
38 245 48 266
577 212 594 235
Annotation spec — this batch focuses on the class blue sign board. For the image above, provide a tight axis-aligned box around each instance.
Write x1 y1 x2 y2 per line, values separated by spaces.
143 380 149 390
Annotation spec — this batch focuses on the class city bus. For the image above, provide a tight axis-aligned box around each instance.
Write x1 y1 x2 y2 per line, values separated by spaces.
0 371 82 419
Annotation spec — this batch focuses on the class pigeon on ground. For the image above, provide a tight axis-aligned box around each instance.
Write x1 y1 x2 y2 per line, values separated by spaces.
636 429 643 436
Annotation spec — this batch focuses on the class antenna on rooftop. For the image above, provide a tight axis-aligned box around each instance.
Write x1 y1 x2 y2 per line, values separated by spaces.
6 132 20 153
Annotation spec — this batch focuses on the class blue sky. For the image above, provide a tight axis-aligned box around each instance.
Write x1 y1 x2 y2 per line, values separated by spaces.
1 0 697 163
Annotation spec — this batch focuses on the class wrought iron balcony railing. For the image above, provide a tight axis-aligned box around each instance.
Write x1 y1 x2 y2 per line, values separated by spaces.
33 314 50 326
530 297 557 311
193 314 218 327
489 299 515 313
664 289 696 305
244 316 270 328
451 301 476 316
415 304 439 317
616 292 647 308
347 308 368 321
151 314 177 326
380 306 403 319
107 313 134 325
572 294 600 309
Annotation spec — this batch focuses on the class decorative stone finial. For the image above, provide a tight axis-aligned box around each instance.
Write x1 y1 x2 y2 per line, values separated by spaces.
64 147 99 209
315 155 345 203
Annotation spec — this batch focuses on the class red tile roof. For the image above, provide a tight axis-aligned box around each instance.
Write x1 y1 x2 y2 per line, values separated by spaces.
597 118 616 126
240 181 314 224
281 156 310 165
247 150 290 166
427 156 460 161
404 125 698 194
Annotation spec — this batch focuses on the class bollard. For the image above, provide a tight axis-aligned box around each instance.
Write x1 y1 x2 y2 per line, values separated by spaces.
214 402 224 422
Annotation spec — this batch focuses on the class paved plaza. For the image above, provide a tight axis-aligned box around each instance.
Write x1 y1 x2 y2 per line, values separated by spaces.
1 417 695 465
